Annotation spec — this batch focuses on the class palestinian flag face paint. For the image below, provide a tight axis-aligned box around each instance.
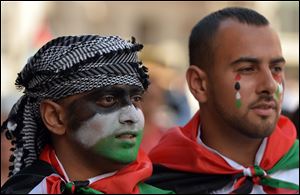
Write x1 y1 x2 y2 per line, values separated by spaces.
63 85 145 164
92 128 144 164
234 74 242 108
274 75 283 102
74 105 145 164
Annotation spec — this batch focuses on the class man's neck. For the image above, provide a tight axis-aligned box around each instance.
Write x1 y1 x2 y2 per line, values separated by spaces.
52 138 124 181
199 111 263 167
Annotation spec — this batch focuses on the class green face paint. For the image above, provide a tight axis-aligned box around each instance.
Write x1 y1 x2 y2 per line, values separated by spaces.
92 130 143 163
275 82 283 102
74 105 145 164
235 98 242 109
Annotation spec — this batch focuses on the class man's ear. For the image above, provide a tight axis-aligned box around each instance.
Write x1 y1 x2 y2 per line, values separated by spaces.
186 65 208 103
40 100 67 135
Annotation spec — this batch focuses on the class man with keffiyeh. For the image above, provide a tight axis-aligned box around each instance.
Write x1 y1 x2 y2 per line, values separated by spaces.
1 35 173 194
146 7 299 194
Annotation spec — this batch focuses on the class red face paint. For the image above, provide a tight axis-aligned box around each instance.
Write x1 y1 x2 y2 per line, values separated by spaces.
274 75 282 83
235 74 241 81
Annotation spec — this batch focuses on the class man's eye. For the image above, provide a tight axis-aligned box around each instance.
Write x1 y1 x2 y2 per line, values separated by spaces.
96 95 116 107
105 96 115 102
238 67 255 73
131 95 143 103
271 66 283 73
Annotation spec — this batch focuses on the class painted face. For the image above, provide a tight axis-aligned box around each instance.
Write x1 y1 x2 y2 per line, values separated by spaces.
274 75 284 102
63 85 145 163
207 20 285 138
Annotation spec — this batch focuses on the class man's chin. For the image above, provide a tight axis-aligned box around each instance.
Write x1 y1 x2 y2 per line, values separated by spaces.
241 119 277 139
111 152 138 164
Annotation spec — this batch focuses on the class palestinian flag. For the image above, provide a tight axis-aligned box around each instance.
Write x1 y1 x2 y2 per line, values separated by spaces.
147 112 299 194
1 145 174 194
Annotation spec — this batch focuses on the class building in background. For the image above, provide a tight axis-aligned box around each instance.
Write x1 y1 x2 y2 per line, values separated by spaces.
1 1 299 115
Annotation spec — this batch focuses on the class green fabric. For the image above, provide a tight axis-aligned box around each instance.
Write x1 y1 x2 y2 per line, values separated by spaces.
254 140 299 190
138 182 175 194
253 165 266 177
261 177 299 190
65 182 103 194
267 140 299 174
76 187 104 194
64 182 74 193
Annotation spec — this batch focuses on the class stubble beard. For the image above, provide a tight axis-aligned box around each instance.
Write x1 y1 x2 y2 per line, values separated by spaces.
211 94 279 139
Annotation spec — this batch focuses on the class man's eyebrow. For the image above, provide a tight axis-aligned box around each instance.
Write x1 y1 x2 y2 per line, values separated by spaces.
85 86 144 97
129 86 144 94
230 56 286 66
230 57 260 66
270 57 286 65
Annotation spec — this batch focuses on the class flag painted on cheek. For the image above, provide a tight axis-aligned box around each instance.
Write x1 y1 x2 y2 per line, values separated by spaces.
235 74 242 108
274 75 283 102
275 82 283 102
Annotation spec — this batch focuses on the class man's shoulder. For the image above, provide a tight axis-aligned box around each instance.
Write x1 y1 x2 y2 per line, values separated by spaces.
1 160 56 194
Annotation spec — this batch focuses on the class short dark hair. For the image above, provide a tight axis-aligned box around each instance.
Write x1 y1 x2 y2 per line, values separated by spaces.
189 7 269 71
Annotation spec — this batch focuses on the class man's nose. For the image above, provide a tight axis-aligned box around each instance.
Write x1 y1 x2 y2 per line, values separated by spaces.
119 105 139 125
256 69 278 95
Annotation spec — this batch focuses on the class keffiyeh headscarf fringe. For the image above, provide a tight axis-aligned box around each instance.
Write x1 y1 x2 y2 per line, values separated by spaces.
1 35 150 177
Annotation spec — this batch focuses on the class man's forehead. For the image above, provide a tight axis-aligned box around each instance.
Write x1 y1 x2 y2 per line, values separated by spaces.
218 18 270 30
57 85 143 105
87 85 144 94
213 20 282 61
216 19 274 40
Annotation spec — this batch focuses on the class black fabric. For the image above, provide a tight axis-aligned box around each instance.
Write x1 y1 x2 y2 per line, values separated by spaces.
232 176 254 194
1 160 56 194
145 164 233 194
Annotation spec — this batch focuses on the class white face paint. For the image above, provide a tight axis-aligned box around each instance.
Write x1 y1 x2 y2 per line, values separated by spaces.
73 105 144 148
278 82 283 94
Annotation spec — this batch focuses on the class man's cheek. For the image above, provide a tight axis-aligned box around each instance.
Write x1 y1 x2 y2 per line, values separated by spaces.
66 102 97 131
72 114 108 148
91 131 143 163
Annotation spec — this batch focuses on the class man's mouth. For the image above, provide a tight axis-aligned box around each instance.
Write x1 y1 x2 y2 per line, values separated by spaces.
115 132 137 140
251 102 276 117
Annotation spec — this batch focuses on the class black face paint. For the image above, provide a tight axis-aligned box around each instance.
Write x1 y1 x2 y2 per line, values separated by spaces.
62 85 144 131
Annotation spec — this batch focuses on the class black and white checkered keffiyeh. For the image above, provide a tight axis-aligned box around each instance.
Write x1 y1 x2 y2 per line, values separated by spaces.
1 35 150 177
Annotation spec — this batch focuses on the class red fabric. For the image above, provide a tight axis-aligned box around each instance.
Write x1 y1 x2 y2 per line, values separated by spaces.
149 112 240 174
40 145 152 194
260 116 297 170
40 145 68 181
263 186 299 194
46 175 64 194
140 122 166 154
149 111 297 192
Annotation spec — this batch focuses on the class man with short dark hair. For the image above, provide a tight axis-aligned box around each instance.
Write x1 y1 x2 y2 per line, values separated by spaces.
1 35 173 194
147 7 299 194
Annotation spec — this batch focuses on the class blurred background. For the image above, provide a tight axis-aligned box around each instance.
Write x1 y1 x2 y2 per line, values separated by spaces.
1 1 299 185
